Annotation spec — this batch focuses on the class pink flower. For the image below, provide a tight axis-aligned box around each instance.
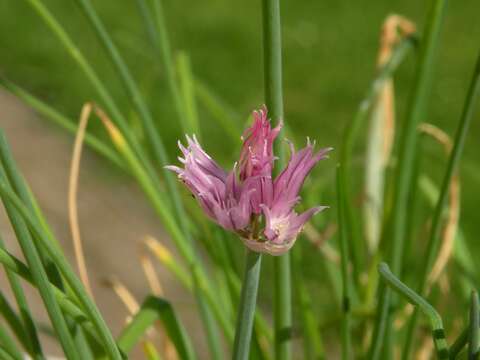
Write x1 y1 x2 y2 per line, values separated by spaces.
166 107 331 255
239 106 282 180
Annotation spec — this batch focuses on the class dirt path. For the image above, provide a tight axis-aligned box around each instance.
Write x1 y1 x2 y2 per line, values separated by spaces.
0 90 204 358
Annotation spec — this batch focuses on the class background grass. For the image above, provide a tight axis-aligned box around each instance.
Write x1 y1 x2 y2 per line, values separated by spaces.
1 0 480 354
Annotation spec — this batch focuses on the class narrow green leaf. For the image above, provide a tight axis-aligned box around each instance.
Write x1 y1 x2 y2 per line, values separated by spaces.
176 52 201 138
117 296 196 360
147 0 191 136
378 263 449 359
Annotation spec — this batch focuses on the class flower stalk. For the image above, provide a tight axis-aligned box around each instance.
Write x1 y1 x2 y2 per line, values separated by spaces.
261 0 291 357
232 250 262 360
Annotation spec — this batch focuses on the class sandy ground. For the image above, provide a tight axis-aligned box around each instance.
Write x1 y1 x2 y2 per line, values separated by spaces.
0 90 204 358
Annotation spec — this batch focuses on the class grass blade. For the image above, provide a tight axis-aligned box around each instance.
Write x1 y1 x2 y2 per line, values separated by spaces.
148 0 192 135
176 51 201 138
117 296 196 360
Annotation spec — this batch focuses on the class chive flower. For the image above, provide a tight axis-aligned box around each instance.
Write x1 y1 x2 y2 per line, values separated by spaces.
166 106 331 255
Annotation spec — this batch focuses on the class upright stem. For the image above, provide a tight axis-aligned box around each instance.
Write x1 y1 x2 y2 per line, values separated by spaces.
336 165 351 359
371 0 448 355
232 250 262 360
262 1 291 359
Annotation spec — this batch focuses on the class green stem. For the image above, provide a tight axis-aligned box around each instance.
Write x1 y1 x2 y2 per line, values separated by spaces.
403 49 480 358
450 327 469 359
378 263 449 359
232 250 262 360
134 0 159 49
336 165 351 359
373 0 448 354
261 1 291 358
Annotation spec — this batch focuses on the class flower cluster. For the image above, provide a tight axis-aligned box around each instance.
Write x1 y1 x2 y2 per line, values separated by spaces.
166 106 331 255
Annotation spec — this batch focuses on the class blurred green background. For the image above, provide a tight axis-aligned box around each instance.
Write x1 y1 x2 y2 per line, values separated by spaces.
1 0 480 349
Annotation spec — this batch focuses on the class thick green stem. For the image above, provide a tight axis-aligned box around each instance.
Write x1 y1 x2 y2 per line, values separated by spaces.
232 250 262 360
372 0 448 355
261 0 291 358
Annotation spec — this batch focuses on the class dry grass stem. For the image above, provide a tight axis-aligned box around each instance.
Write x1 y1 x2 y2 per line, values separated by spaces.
68 102 94 297
419 123 460 292
139 241 164 296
